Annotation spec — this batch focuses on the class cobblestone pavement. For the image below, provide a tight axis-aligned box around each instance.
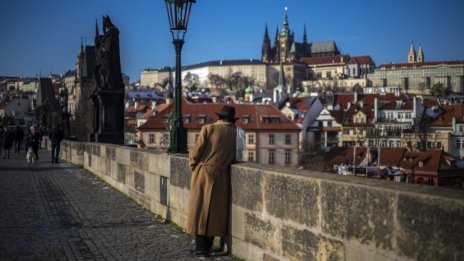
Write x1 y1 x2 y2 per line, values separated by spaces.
0 149 235 261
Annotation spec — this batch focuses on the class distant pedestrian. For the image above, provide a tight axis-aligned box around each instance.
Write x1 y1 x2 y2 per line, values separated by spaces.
25 127 40 162
2 127 13 159
0 127 4 155
14 125 25 153
49 124 64 163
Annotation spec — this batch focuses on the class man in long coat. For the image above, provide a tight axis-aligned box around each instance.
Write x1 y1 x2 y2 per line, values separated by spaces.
187 105 237 257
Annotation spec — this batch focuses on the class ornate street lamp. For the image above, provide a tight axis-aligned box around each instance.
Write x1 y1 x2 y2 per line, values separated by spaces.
164 0 195 153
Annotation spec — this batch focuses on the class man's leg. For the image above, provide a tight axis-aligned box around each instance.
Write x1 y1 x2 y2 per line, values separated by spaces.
192 235 209 256
55 143 61 163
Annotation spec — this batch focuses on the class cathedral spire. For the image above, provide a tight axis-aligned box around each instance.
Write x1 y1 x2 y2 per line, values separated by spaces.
80 37 84 54
261 24 272 63
408 42 416 64
95 18 99 37
263 24 270 41
303 24 307 44
281 7 290 36
417 44 424 63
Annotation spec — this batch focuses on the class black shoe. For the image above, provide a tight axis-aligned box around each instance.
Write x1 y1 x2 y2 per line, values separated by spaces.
190 249 209 257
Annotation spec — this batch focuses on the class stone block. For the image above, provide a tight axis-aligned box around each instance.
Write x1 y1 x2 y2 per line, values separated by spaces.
134 171 145 194
138 152 149 172
117 163 126 184
264 172 319 227
170 156 190 189
282 225 344 261
396 194 464 261
263 253 280 261
244 213 281 254
130 150 139 164
231 237 264 261
345 242 399 261
169 186 186 212
320 182 395 250
116 147 130 166
231 166 263 212
148 152 170 177
230 205 246 240
106 146 116 161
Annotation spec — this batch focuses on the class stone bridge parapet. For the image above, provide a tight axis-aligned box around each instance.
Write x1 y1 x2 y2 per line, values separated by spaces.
54 139 464 261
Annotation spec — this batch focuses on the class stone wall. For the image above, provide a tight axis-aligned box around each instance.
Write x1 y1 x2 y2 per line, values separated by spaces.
58 139 464 261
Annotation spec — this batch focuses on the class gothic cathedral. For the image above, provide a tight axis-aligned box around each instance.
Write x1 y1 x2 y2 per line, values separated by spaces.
261 8 341 64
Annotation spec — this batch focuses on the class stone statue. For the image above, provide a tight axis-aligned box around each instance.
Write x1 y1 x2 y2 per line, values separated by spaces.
90 15 125 144
59 85 68 114
95 15 123 91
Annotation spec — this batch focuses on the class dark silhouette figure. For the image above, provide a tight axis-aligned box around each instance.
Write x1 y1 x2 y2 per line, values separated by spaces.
25 127 40 162
2 127 13 159
49 124 64 163
14 126 25 153
95 15 123 91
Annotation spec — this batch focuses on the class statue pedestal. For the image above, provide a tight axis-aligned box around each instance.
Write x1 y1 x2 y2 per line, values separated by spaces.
92 89 124 145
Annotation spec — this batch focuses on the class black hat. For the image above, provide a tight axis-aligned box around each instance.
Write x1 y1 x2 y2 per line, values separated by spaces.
216 105 237 121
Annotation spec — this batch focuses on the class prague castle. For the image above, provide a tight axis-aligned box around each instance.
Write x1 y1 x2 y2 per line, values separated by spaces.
261 8 340 64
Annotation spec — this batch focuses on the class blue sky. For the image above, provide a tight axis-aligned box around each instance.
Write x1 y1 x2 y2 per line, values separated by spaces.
0 0 463 82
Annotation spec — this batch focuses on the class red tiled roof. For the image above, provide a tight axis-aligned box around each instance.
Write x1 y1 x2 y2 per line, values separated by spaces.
379 61 464 69
302 55 349 66
399 150 443 175
139 98 301 132
347 55 375 65
329 110 344 124
430 104 464 127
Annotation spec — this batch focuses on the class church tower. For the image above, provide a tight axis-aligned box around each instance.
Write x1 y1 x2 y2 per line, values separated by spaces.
76 38 84 81
302 24 309 57
273 26 280 63
278 7 294 63
408 43 416 64
261 25 272 63
417 44 424 63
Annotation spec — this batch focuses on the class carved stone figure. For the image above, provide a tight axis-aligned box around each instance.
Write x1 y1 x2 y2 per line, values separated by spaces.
90 15 125 145
95 15 123 91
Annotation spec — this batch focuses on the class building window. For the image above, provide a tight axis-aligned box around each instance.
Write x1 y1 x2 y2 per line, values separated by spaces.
268 150 275 164
248 134 254 144
327 121 332 127
457 139 461 148
405 112 412 119
398 112 404 119
459 125 464 132
285 150 291 164
343 129 349 135
248 152 254 161
285 134 291 145
437 142 442 149
149 134 155 144
269 134 275 145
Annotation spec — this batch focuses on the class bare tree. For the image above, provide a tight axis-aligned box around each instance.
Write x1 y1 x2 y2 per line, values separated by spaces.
300 140 327 171
183 72 199 90
207 73 225 89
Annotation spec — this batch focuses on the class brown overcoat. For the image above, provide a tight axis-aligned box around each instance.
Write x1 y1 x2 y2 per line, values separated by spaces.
186 120 236 236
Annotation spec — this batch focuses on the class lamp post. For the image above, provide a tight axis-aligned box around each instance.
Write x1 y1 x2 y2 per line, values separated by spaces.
164 0 195 153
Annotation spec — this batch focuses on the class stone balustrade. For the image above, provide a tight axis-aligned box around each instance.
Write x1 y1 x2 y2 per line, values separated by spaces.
54 139 464 261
